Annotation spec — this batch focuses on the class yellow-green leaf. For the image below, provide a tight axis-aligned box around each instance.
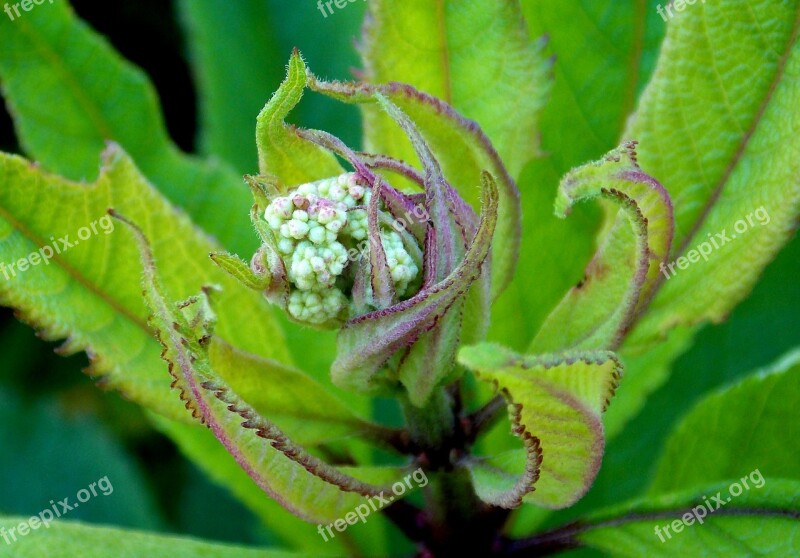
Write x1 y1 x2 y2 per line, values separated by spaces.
0 147 289 423
627 0 800 345
0 1 254 254
530 143 673 353
255 51 343 189
459 344 622 509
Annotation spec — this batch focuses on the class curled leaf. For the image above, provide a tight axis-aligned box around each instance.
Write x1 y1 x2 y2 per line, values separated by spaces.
332 172 498 395
308 71 520 299
459 343 623 509
465 404 543 509
256 50 344 189
531 142 673 352
114 211 390 523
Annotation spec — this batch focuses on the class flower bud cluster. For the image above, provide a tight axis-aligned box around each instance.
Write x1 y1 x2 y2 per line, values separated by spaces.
263 173 420 324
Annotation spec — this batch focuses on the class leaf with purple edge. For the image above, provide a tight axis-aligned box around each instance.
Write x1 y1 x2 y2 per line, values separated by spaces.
114 212 395 523
366 179 397 308
464 404 543 509
372 94 467 282
371 92 491 409
458 343 623 509
331 172 498 396
530 142 674 353
398 306 465 407
307 73 519 300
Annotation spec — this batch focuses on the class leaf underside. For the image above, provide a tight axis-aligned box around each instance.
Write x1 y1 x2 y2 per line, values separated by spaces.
459 344 622 509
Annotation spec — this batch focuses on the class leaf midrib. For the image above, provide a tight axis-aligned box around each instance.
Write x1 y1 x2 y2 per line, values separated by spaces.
519 506 800 551
15 14 118 144
0 204 150 333
436 0 453 104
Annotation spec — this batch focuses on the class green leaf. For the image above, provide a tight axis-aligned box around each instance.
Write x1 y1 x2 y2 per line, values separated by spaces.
207 337 394 447
150 415 352 555
572 479 800 557
176 0 367 173
490 0 665 350
209 253 269 291
458 344 622 509
119 216 393 522
626 0 800 345
255 51 343 189
0 147 289 422
263 0 368 149
603 325 695 440
650 348 800 494
0 516 304 558
520 0 665 175
356 0 550 297
0 2 253 254
0 390 162 531
530 143 673 353
362 0 549 178
176 0 283 174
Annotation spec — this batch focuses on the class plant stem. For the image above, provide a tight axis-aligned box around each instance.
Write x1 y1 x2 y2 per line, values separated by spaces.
400 388 455 461
423 467 509 555
398 387 510 555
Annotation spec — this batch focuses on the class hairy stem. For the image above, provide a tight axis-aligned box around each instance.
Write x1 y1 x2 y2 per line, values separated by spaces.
401 389 455 463
397 386 510 555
